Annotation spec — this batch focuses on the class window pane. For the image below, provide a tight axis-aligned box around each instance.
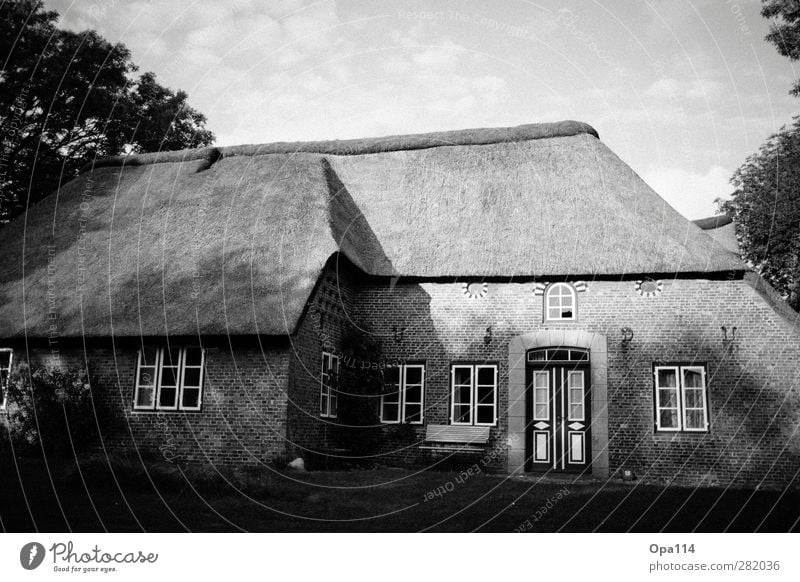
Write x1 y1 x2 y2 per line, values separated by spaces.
454 404 471 423
182 388 200 409
530 350 546 361
548 307 562 320
405 404 421 423
138 366 157 387
534 372 548 389
455 384 472 405
683 369 703 388
382 402 399 422
405 366 422 385
136 386 155 407
163 347 181 367
320 393 328 416
571 350 589 361
684 389 703 408
685 409 705 430
330 395 337 416
658 388 678 407
561 308 573 318
405 385 422 404
161 367 179 387
184 348 203 366
0 351 11 368
476 406 494 424
453 367 472 386
569 403 583 419
159 387 177 408
477 385 495 405
383 386 400 404
183 367 202 387
659 409 679 429
535 403 548 419
140 347 159 367
569 372 584 388
477 367 494 385
657 369 678 388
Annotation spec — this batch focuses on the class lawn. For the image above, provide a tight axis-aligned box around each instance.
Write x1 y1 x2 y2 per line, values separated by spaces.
1 452 798 532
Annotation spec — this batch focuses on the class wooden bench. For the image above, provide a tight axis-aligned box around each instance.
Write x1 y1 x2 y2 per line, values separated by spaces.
419 424 491 453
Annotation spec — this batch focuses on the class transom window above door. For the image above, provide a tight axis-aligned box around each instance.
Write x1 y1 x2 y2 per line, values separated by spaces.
527 347 589 363
544 283 577 321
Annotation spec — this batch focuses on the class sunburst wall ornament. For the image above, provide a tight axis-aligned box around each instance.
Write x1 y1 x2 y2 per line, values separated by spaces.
635 279 663 298
462 282 488 299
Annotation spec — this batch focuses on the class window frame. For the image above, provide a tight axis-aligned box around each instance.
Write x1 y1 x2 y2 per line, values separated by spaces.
133 346 205 412
0 348 13 411
653 364 709 433
543 282 577 322
320 351 340 419
379 363 426 425
450 363 498 427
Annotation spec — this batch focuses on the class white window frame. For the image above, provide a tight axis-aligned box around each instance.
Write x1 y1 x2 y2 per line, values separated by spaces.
380 364 425 425
133 347 205 412
653 364 709 432
544 282 577 321
320 352 339 419
450 364 498 427
0 348 13 411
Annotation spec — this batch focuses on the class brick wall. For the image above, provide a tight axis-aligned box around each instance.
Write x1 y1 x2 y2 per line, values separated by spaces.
7 336 291 468
285 256 361 461
351 276 800 489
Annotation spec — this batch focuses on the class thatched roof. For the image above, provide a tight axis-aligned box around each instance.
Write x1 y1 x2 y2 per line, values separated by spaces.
693 215 739 255
0 121 744 338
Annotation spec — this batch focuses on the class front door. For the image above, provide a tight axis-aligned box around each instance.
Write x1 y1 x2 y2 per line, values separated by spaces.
526 347 591 473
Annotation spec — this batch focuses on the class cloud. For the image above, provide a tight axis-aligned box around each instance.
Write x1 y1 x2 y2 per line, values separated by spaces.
641 164 733 219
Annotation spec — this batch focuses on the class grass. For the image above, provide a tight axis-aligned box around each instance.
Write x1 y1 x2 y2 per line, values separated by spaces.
0 451 798 532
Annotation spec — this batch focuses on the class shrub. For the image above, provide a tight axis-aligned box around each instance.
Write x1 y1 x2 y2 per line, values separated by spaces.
5 363 102 455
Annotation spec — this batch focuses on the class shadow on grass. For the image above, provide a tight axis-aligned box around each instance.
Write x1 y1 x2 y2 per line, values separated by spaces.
0 449 797 532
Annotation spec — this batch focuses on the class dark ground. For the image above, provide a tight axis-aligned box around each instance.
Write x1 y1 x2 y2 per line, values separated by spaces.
1 452 797 532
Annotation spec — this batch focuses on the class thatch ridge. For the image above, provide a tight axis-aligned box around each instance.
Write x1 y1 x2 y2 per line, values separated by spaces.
79 120 598 173
693 215 733 230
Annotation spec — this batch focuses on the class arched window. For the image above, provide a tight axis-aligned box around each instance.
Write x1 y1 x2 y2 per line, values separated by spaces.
544 283 576 321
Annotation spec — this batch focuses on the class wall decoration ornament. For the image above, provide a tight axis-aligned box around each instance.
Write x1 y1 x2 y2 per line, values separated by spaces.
533 281 588 295
462 282 488 299
635 279 663 298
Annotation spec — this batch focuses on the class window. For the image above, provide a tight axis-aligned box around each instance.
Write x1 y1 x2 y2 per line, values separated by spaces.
451 364 497 426
134 347 205 411
0 348 12 410
544 283 576 321
380 364 425 424
654 365 709 432
320 352 339 418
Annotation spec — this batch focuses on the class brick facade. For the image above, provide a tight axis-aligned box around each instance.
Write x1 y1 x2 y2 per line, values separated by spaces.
9 336 291 468
350 274 800 488
3 262 799 489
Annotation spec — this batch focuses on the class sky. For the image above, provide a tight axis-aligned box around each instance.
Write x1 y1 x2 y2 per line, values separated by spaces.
46 0 799 219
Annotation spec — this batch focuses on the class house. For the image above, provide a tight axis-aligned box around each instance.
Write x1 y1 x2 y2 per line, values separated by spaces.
0 120 798 488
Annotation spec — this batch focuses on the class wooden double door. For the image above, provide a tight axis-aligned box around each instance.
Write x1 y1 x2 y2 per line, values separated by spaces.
525 348 591 473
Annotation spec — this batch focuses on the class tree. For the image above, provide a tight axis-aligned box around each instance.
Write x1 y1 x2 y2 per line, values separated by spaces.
721 118 800 310
762 0 800 96
0 1 214 223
